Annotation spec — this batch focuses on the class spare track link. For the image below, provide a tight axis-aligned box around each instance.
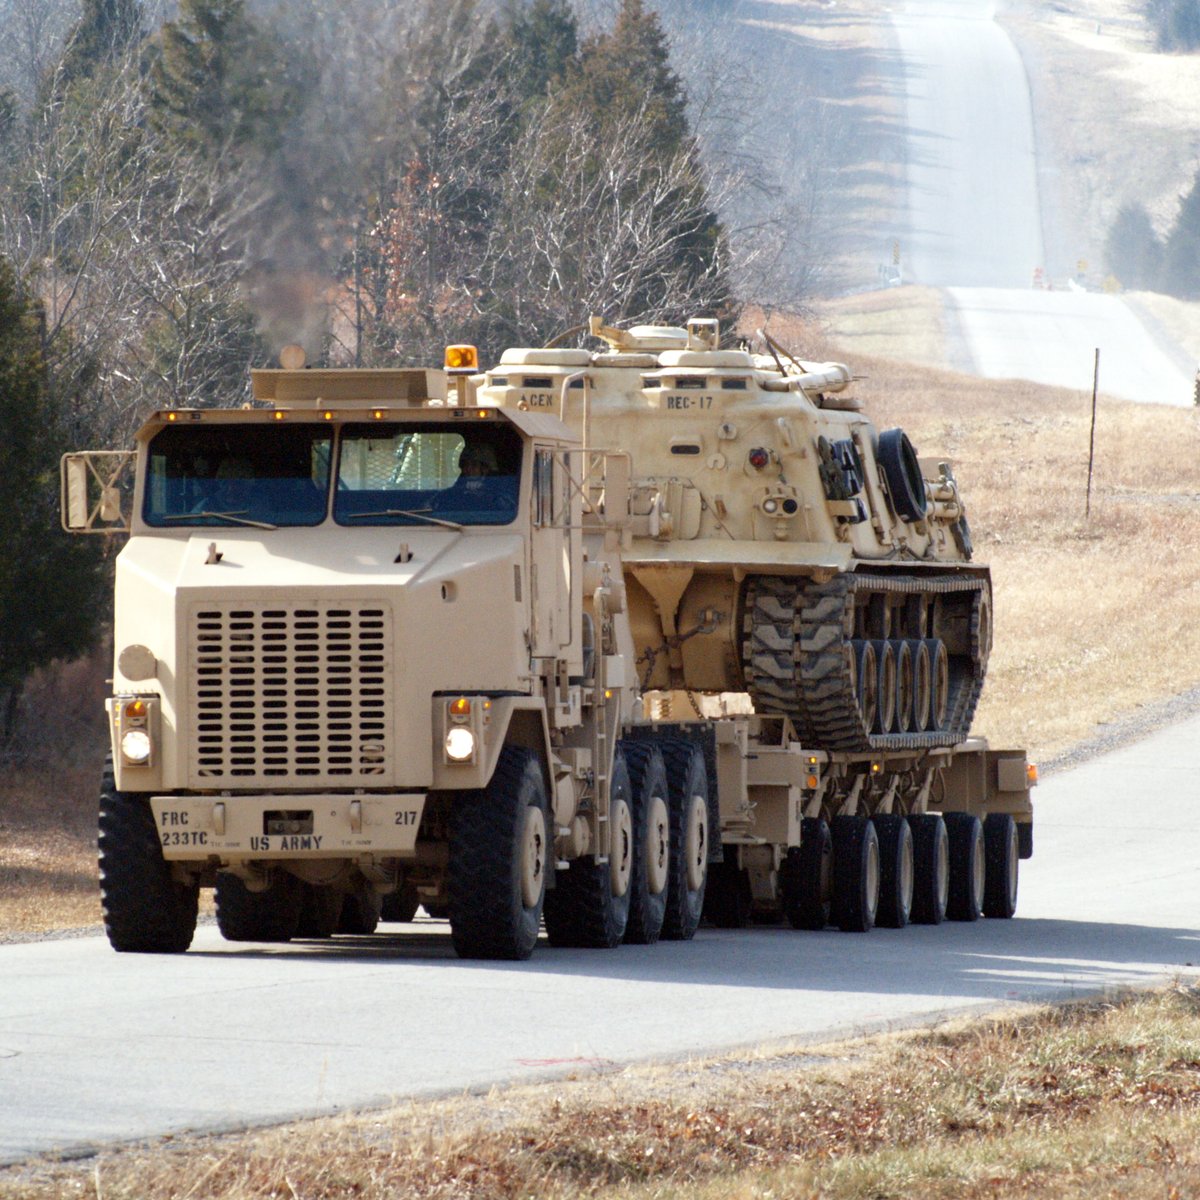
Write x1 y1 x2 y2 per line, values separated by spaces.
743 573 987 752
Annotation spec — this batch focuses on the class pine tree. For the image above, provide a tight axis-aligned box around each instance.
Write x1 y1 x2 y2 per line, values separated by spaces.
1161 169 1200 299
501 0 578 102
54 0 145 96
1104 202 1162 290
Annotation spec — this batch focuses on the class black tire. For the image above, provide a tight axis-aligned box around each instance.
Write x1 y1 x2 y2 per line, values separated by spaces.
870 639 896 734
908 813 948 925
98 764 198 953
702 856 753 928
877 428 929 522
945 811 985 922
831 815 879 933
872 814 914 929
543 750 632 949
380 884 421 923
983 813 1020 919
338 886 381 935
660 740 710 941
782 817 832 930
296 884 342 938
216 871 304 943
448 745 549 960
620 741 670 945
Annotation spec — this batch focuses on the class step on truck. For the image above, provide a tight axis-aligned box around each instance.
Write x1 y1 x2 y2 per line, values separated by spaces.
62 325 1033 959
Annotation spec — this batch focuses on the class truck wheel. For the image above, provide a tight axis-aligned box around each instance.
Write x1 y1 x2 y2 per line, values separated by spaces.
620 742 670 945
99 763 198 953
831 815 879 932
660 740 709 940
872 814 913 928
702 856 753 928
381 884 420 923
945 811 985 921
908 814 948 924
338 886 381 935
543 751 633 948
782 817 832 930
983 813 1019 919
216 871 304 942
449 745 549 960
296 884 342 938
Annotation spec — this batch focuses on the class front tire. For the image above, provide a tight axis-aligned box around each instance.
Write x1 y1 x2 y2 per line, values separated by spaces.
99 765 198 953
448 746 549 960
216 871 304 943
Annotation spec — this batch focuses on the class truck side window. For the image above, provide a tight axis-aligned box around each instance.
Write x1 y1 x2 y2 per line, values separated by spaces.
533 448 570 528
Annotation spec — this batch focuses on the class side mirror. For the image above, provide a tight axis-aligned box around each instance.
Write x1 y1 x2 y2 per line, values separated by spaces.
61 451 134 533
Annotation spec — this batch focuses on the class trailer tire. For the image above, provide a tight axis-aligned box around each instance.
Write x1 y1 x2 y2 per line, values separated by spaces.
831 815 879 933
660 740 709 940
99 763 198 954
908 814 948 925
872 813 914 928
381 884 421 923
296 884 342 938
449 745 549 960
543 750 632 949
945 811 985 921
703 855 753 928
983 813 1019 919
783 817 832 930
338 886 381 935
620 741 670 945
216 871 303 943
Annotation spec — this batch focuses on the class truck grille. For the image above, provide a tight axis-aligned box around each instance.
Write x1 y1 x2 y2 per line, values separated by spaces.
187 602 393 786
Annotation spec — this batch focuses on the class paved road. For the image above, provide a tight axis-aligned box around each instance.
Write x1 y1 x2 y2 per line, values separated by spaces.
892 0 1196 406
3 715 1198 1165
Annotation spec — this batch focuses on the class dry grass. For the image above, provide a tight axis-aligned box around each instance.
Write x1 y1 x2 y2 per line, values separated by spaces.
3 985 1196 1199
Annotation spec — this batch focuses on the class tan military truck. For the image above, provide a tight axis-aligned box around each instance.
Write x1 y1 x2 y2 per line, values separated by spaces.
62 329 1032 960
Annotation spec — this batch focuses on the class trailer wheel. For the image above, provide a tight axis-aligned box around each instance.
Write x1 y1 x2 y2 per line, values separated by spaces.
703 856 753 928
872 814 914 928
448 745 549 960
656 740 709 940
783 817 832 930
216 871 303 942
381 884 420 923
831 815 879 933
620 742 670 945
945 811 985 921
338 886 381 935
543 750 632 949
983 813 1019 919
296 884 342 938
99 762 198 953
908 814 948 924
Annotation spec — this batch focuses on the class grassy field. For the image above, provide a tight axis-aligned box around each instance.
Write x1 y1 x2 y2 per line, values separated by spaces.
2 985 1196 1198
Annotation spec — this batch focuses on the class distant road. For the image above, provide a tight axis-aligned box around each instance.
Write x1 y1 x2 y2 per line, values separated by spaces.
3 715 1198 1165
893 0 1195 406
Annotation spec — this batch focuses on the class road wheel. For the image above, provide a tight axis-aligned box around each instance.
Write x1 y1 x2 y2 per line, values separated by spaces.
831 815 879 933
923 639 950 731
893 639 914 733
702 856 753 928
870 640 896 733
850 639 878 733
448 745 548 960
907 639 932 731
908 814 948 925
945 811 985 922
782 817 832 930
216 871 303 943
983 813 1020 919
99 762 198 953
296 884 342 938
338 886 381 935
660 740 709 940
543 750 632 949
381 884 420 923
873 814 914 929
620 742 670 945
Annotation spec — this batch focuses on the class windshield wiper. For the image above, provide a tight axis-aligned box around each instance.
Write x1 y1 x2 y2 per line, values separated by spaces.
160 510 279 530
344 508 463 531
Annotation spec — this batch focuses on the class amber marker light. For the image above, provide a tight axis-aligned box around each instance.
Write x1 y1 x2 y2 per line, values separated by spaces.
806 774 819 789
870 761 882 774
444 344 479 372
323 410 334 420
124 699 148 722
449 696 471 720
1027 763 1039 786
372 409 386 420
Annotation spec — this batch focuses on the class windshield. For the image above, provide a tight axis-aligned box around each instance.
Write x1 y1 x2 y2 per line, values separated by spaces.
143 425 332 527
334 421 522 526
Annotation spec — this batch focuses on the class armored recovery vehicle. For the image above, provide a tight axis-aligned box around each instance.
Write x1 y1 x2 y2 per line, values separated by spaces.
62 332 1032 959
477 317 988 754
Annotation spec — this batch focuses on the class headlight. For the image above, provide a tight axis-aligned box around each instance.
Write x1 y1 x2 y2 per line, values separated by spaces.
121 729 152 764
444 726 476 762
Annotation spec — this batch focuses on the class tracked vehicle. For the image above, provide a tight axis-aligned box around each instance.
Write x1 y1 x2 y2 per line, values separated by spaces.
476 318 988 753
